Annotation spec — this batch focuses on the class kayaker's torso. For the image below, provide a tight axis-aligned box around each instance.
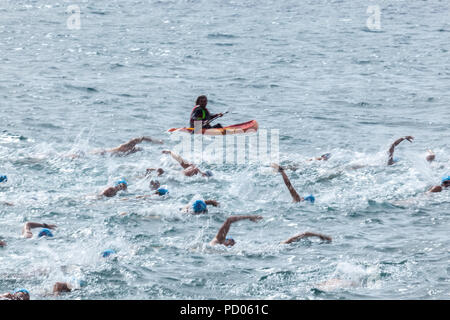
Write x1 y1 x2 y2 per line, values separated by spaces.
190 105 213 127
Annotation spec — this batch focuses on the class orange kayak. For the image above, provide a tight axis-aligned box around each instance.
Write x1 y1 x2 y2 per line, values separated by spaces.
168 120 258 135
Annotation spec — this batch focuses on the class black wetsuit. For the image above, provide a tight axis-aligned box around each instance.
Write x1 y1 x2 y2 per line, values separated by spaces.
189 106 223 129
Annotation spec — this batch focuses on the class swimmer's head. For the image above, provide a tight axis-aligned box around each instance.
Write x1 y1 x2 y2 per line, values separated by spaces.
13 289 30 300
224 236 235 247
426 154 435 163
196 95 208 108
441 176 450 188
102 249 116 258
115 179 128 190
393 157 400 163
321 153 332 161
0 175 7 183
156 188 169 196
192 200 207 213
304 195 315 203
150 180 160 190
204 170 213 177
38 228 53 238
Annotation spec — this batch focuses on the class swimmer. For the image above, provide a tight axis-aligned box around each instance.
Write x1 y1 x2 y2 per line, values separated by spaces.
134 187 169 199
2 201 14 206
102 179 128 198
94 136 163 156
0 289 30 300
162 150 213 177
309 153 332 162
271 163 315 203
182 199 220 214
426 150 435 163
428 176 450 193
315 278 358 291
387 136 414 165
22 222 56 238
145 168 165 177
0 175 7 183
67 137 163 158
53 279 87 295
281 232 332 244
53 282 72 295
279 154 332 171
210 215 263 247
0 240 6 247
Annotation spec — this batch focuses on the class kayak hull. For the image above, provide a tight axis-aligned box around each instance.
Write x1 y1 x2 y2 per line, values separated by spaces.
168 120 258 135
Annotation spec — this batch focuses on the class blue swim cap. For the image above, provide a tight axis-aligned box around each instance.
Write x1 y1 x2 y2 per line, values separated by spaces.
38 228 53 238
225 236 233 241
322 153 332 160
304 195 315 203
102 249 116 258
442 176 450 183
156 188 169 196
192 200 207 213
0 175 7 183
78 280 87 287
205 170 213 177
115 179 128 187
13 288 30 295
393 157 400 163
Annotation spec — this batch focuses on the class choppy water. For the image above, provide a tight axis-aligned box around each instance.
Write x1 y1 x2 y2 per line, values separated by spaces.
1 0 449 300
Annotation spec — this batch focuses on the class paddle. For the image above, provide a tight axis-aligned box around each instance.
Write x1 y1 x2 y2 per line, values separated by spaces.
202 111 229 127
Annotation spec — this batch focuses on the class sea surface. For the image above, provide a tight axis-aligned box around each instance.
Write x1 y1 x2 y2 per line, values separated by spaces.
0 0 449 300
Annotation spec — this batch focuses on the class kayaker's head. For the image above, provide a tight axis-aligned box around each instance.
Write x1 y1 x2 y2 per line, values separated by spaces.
196 95 208 108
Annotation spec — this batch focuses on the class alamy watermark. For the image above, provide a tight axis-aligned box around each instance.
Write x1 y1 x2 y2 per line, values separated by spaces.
366 5 381 30
169 121 279 165
66 4 81 30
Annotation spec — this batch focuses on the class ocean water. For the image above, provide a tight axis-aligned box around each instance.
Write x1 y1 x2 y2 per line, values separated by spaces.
0 0 449 300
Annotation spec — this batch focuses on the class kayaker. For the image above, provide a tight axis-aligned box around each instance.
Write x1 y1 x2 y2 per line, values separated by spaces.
190 95 224 129
162 150 213 177
271 163 315 203
210 215 263 247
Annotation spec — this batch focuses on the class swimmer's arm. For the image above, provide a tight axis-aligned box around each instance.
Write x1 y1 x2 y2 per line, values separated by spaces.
214 215 263 243
110 137 163 154
271 163 303 202
428 185 442 193
387 136 414 165
0 293 14 300
205 200 219 207
53 282 72 295
162 150 192 169
22 222 56 238
281 232 332 244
